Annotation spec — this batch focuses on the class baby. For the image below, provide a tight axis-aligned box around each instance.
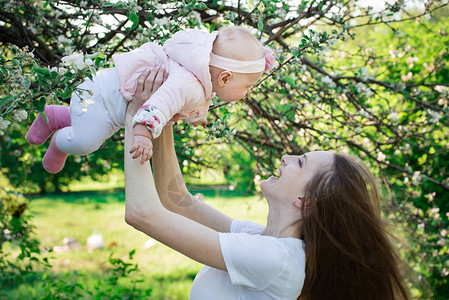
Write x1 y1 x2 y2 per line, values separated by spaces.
26 26 276 173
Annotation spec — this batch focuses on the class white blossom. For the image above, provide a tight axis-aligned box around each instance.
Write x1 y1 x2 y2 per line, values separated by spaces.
359 67 370 81
80 99 95 112
365 88 372 97
190 11 202 24
321 75 336 88
428 110 440 123
417 223 425 232
61 52 87 70
312 34 320 43
435 85 447 93
355 82 372 97
355 82 366 93
58 35 71 44
12 110 28 122
0 117 11 129
85 58 93 66
328 38 338 46
412 171 422 185
389 49 396 59
389 112 399 122
50 66 67 74
301 65 307 73
377 151 386 161
362 138 371 148
155 17 169 26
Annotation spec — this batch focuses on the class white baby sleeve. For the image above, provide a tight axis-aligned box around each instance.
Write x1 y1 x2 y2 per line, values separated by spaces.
131 73 191 138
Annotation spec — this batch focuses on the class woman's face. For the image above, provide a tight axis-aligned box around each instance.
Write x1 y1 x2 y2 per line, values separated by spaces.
260 151 334 202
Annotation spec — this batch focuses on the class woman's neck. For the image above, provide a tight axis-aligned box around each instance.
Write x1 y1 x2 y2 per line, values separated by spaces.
262 205 302 239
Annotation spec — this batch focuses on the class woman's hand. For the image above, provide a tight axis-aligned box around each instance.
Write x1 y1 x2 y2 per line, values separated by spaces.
127 67 167 117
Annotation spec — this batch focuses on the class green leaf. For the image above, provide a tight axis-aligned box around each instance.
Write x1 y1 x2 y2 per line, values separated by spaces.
284 76 296 87
0 66 8 76
22 76 31 89
61 85 73 99
258 18 264 32
34 96 47 113
129 249 136 257
127 13 139 30
418 154 427 165
291 48 300 57
92 52 106 59
35 67 50 76
0 96 13 109
196 2 208 10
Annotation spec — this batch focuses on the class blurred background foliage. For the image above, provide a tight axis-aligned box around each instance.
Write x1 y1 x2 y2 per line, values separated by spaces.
0 0 448 298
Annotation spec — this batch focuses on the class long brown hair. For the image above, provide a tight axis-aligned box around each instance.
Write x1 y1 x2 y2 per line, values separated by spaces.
298 153 410 300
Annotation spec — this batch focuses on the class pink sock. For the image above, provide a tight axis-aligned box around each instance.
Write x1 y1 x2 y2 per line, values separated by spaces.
26 105 71 145
42 132 68 174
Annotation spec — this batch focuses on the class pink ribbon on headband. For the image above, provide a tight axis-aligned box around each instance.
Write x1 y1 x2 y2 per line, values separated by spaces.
263 47 276 72
209 47 276 73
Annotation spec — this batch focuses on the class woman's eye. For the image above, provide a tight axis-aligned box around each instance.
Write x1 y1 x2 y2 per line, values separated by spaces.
298 158 302 167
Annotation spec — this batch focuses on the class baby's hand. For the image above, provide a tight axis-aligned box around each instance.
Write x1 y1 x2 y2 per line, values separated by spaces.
130 134 153 164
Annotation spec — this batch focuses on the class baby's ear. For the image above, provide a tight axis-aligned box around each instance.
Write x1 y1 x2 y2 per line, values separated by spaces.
218 71 233 87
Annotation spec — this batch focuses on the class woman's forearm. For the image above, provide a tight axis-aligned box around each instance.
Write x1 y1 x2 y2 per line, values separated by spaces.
152 125 233 232
124 112 163 225
152 125 197 212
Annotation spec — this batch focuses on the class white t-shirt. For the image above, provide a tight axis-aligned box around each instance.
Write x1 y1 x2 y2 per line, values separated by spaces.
190 219 306 300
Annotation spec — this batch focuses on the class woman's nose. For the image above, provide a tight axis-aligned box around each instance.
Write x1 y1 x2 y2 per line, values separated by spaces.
281 155 289 165
282 155 296 165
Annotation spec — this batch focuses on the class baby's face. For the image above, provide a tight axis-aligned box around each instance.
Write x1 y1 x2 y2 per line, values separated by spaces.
217 72 263 103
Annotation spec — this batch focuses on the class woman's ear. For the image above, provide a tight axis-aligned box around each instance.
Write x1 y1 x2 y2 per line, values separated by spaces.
218 71 232 87
293 197 309 209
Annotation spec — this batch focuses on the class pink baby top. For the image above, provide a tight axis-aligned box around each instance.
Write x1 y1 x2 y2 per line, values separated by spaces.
112 29 218 138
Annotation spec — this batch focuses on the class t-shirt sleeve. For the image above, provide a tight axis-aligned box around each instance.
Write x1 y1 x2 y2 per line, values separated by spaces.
230 219 265 234
219 231 289 290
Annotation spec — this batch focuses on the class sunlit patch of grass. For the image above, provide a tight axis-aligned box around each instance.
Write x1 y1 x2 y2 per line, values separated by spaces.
5 189 268 298
63 169 125 192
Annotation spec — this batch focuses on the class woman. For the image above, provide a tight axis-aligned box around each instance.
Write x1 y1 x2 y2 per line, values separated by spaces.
124 68 410 300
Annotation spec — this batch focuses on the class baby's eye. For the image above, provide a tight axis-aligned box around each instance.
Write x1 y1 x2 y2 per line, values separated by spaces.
298 158 303 167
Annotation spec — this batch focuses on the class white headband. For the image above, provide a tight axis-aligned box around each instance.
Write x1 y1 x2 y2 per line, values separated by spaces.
209 53 266 73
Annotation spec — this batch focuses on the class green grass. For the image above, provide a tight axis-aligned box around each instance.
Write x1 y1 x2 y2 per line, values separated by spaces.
3 188 268 299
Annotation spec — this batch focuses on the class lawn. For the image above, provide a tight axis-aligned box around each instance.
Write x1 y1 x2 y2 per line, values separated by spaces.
3 187 268 299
